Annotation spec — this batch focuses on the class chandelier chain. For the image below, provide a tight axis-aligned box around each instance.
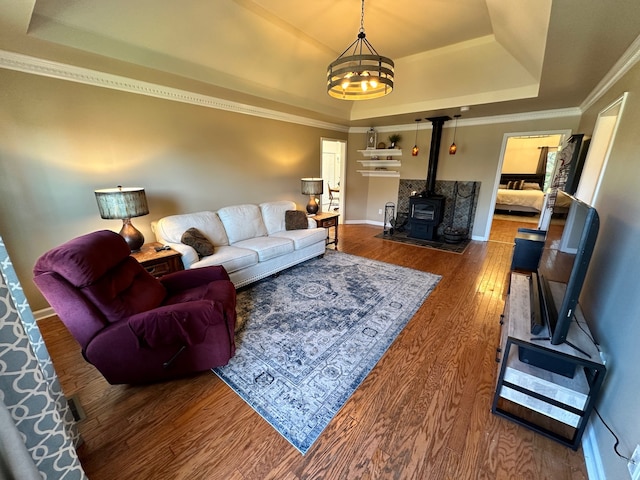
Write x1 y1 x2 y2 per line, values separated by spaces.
326 0 394 100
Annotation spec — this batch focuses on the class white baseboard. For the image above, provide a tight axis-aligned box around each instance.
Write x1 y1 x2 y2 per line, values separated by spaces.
34 307 56 322
344 219 383 226
583 420 606 479
343 220 486 242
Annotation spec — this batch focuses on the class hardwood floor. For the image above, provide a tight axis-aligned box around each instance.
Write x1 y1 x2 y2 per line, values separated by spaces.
39 220 589 480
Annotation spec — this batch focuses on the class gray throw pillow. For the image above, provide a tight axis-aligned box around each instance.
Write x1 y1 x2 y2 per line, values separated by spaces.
285 210 308 230
181 228 215 258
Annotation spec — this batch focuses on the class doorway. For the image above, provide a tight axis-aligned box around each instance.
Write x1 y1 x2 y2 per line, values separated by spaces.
321 138 346 218
575 93 627 205
484 129 571 240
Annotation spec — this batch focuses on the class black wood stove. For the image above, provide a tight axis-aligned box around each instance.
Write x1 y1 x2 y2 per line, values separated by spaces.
408 116 450 240
409 195 445 240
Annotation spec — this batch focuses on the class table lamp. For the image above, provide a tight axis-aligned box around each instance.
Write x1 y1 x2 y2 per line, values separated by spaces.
301 178 323 215
95 186 149 252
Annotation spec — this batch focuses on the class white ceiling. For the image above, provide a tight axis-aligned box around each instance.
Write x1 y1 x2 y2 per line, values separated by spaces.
2 0 640 126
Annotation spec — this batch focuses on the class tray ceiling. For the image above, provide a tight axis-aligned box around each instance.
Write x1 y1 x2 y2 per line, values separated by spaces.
1 0 640 125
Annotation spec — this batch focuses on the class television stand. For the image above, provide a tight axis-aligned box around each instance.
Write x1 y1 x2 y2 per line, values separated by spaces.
492 272 606 450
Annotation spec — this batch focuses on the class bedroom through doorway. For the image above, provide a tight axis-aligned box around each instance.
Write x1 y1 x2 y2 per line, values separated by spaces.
486 130 571 240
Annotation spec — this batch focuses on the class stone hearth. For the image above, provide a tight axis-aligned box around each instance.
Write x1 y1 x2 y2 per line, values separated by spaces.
396 179 480 239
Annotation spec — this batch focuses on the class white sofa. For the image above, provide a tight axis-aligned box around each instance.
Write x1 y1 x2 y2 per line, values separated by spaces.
152 201 327 288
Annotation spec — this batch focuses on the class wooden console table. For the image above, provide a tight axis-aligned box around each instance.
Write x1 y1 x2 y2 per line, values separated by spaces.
492 272 606 450
313 212 339 248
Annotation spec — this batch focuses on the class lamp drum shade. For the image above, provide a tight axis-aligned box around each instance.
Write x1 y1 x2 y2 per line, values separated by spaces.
95 187 149 219
301 178 324 195
301 178 323 215
95 187 149 252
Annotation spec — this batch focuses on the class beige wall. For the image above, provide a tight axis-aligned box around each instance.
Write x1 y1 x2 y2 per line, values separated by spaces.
502 135 562 174
0 66 583 311
348 116 580 238
575 62 640 480
0 70 346 310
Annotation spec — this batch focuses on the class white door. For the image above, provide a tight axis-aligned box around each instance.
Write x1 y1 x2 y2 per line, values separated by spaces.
321 138 346 217
575 93 627 205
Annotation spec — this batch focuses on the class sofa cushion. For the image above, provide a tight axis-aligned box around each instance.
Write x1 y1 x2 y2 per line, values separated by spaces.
260 201 297 234
271 228 327 250
190 245 258 274
285 210 308 230
181 228 215 258
233 236 294 262
155 211 229 247
217 204 267 243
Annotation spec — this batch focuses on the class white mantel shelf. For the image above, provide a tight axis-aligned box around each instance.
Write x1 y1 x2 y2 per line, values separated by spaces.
357 148 402 177
357 149 403 157
356 170 400 177
357 160 401 167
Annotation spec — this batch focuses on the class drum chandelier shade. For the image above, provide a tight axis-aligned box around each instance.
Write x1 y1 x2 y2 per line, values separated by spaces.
327 0 394 100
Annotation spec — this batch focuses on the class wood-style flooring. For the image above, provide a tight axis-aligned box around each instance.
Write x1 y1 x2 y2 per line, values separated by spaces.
39 218 589 479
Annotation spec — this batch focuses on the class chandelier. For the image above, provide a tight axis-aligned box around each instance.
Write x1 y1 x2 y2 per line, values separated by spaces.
327 0 394 100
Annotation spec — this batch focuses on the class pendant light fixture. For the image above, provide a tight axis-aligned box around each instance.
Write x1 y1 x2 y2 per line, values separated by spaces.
449 114 461 155
327 0 394 100
411 119 421 156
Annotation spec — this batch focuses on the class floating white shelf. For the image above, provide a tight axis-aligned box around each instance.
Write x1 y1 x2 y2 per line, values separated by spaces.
357 149 402 157
357 160 401 168
356 170 400 177
357 149 402 176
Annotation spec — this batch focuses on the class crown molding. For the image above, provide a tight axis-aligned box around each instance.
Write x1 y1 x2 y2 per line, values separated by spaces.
0 49 349 133
349 107 582 134
580 33 640 113
6 44 629 136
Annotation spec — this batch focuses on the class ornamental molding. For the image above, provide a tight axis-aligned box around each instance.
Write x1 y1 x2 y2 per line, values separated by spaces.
0 49 349 133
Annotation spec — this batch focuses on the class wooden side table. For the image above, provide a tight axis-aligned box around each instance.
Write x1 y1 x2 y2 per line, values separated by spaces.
131 243 184 277
313 212 339 248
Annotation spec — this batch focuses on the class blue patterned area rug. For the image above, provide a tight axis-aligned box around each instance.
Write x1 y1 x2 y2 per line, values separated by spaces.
213 251 441 454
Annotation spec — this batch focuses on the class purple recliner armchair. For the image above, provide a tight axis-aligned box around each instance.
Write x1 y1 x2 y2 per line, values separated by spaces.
33 230 236 384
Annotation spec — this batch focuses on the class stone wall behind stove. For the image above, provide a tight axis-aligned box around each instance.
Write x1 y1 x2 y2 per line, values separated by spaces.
397 180 480 237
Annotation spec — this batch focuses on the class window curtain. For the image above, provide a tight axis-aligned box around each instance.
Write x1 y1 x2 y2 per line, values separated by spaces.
0 235 87 480
536 146 549 175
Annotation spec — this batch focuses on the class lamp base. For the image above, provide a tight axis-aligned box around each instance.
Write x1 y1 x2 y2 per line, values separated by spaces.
119 219 145 252
306 196 319 215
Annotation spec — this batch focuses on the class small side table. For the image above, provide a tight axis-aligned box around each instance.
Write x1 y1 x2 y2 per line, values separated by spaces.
313 212 339 248
131 243 184 277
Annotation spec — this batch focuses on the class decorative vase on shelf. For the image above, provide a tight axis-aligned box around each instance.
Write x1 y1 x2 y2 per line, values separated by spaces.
388 134 402 149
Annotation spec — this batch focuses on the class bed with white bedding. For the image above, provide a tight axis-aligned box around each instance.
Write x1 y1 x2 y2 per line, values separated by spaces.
494 174 545 213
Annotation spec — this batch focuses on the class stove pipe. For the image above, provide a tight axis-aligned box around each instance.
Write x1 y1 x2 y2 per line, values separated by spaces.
424 116 451 196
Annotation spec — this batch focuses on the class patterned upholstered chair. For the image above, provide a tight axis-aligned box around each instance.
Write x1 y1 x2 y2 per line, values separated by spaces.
33 230 236 384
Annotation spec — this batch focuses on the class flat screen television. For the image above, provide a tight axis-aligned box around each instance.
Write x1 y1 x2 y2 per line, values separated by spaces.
536 191 600 346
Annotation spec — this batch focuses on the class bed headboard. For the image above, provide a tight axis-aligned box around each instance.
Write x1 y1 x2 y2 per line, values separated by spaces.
500 173 545 189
